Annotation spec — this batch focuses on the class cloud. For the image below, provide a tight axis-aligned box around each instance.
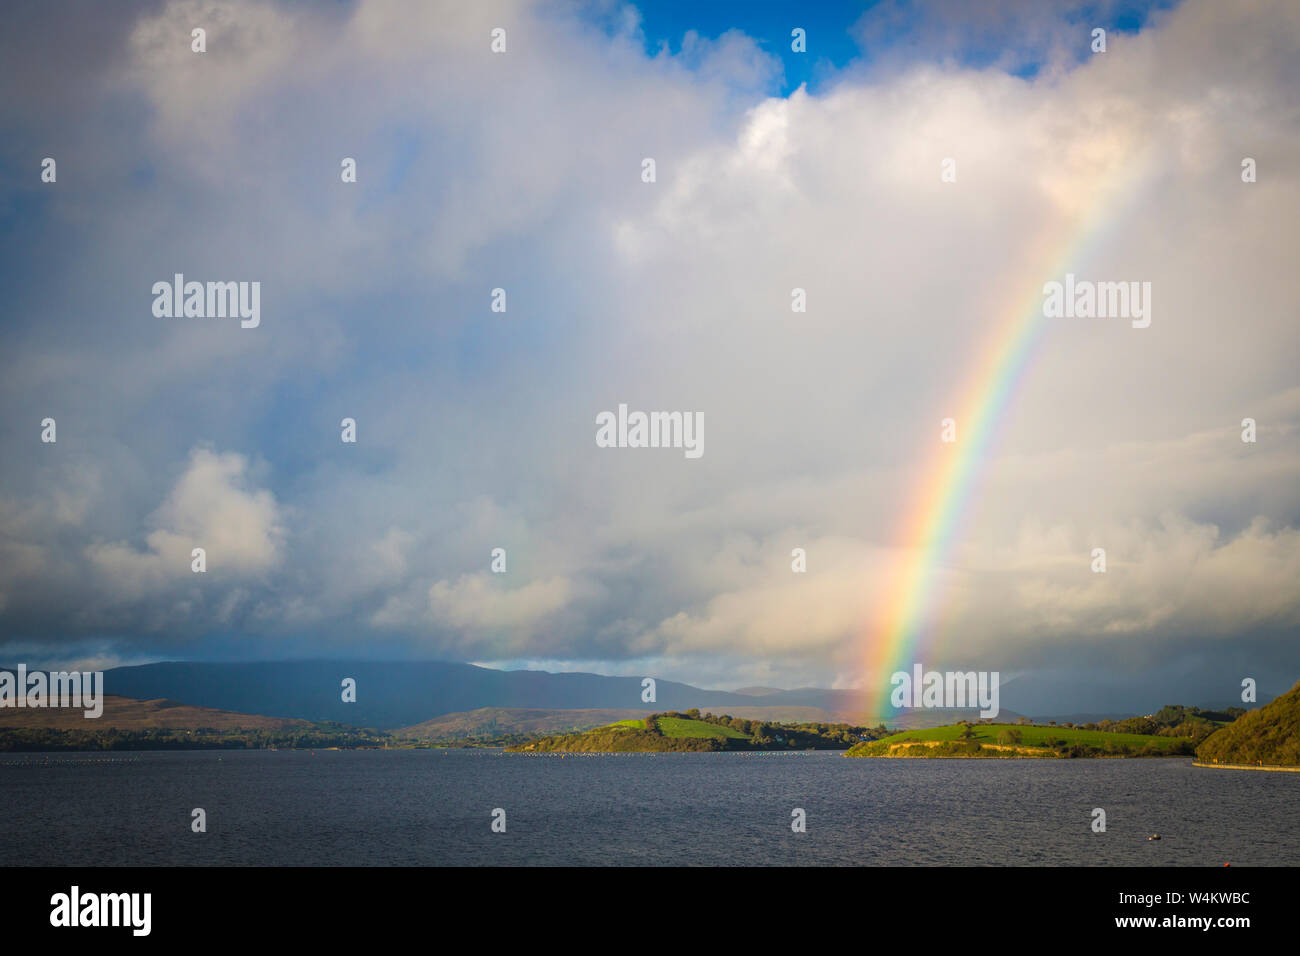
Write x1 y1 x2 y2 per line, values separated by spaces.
428 574 575 635
85 447 283 597
0 0 1296 707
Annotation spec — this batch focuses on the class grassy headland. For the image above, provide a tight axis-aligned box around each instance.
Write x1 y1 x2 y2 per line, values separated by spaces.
507 710 887 752
845 703 1247 758
844 723 1194 758
1195 679 1300 768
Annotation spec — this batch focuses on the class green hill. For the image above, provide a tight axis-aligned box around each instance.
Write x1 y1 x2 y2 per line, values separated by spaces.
1195 680 1300 767
508 710 883 752
654 716 750 739
396 707 648 739
845 722 1193 758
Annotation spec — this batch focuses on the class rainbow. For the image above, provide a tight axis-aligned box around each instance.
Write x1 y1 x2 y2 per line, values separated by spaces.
860 156 1153 718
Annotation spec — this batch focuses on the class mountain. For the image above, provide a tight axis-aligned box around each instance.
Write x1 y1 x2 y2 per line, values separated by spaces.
89 660 863 729
3 661 1026 730
1195 679 1300 767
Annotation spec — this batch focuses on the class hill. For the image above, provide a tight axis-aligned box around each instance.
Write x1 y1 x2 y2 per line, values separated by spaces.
509 710 884 752
1195 679 1300 767
397 707 647 739
0 694 388 752
653 716 751 739
0 694 309 731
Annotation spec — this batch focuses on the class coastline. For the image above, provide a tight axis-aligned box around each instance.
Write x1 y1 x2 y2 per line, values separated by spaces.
1192 761 1300 773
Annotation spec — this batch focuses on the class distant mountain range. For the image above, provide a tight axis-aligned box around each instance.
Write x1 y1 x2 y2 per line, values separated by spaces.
4 660 1032 730
89 660 812 728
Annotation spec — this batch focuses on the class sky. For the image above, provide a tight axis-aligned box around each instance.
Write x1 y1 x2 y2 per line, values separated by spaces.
0 0 1297 714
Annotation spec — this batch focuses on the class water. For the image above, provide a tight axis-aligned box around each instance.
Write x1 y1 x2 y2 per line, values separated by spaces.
2 750 1295 865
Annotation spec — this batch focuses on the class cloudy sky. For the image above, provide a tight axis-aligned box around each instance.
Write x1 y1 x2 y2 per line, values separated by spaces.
1 0 1297 713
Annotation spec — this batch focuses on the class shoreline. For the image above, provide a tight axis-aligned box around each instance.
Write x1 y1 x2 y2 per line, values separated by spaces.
1192 761 1300 773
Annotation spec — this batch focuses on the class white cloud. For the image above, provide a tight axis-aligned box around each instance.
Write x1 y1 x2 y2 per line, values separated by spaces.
86 447 283 597
0 0 1296 702
428 574 575 638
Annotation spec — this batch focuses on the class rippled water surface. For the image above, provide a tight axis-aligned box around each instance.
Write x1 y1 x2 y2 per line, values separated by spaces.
3 750 1295 865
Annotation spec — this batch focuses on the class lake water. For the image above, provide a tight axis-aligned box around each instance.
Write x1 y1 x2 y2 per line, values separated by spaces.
3 750 1295 865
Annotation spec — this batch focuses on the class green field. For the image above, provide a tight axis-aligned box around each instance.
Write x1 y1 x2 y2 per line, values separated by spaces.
870 723 1187 752
654 717 751 740
605 719 646 731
